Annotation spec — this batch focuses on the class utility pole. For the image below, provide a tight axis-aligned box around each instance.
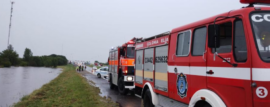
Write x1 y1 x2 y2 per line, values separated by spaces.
61 44 63 55
7 1 15 47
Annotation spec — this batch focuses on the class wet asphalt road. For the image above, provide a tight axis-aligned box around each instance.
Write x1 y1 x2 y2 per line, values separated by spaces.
80 68 141 107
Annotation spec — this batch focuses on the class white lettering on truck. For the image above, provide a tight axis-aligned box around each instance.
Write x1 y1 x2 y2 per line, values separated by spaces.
252 14 270 22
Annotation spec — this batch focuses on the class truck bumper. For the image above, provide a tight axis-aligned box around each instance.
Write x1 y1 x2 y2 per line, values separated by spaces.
125 85 135 90
124 75 135 89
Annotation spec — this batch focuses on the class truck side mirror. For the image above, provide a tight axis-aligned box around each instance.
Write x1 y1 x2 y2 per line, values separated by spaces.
120 48 125 56
208 24 220 49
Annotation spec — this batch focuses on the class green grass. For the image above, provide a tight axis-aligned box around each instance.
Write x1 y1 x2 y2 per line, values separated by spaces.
14 65 118 107
88 64 94 67
88 65 102 69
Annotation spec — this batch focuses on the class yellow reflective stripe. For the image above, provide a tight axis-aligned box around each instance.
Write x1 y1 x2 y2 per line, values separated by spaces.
136 70 143 77
144 71 153 78
155 72 167 81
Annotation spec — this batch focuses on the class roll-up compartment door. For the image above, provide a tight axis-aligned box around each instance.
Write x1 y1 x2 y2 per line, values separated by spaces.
110 52 113 73
114 50 118 74
135 50 143 84
112 51 115 73
155 45 168 91
144 48 154 81
110 52 114 73
112 51 118 85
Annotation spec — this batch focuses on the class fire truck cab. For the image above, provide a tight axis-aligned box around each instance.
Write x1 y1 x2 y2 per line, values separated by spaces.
108 38 136 95
134 1 270 107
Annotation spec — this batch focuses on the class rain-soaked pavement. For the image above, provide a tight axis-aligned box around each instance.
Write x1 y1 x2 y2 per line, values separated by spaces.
0 67 62 107
80 67 141 107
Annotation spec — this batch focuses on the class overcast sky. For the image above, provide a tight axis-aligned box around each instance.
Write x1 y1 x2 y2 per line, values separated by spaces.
0 0 247 63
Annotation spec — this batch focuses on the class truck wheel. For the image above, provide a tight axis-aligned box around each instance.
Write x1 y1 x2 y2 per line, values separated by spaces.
143 89 154 107
118 76 128 95
195 101 212 107
97 74 101 78
202 103 211 107
109 74 115 89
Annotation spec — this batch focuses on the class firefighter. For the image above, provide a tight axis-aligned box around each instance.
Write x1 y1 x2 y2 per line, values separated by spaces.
82 65 84 71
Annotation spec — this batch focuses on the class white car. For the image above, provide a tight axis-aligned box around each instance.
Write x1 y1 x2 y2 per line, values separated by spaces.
94 67 108 79
91 66 97 73
92 66 97 70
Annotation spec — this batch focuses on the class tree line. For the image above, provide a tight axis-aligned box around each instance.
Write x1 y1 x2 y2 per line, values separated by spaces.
0 45 68 67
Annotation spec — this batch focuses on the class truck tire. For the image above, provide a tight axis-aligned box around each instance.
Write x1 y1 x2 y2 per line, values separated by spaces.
202 103 211 107
143 89 154 107
195 101 212 107
118 76 128 95
109 74 115 90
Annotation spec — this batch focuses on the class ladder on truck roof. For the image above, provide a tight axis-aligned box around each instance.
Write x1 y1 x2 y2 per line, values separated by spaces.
143 31 170 42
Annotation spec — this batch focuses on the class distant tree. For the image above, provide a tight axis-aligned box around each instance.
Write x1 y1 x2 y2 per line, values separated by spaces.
0 56 2 65
23 48 33 63
32 56 43 66
2 60 11 67
19 61 28 66
0 45 68 68
0 45 19 66
44 57 52 67
18 58 27 66
49 54 57 57
52 58 58 68
48 54 67 65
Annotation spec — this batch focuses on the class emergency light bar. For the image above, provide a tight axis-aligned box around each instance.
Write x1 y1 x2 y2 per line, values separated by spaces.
128 40 135 44
127 44 134 47
240 0 270 4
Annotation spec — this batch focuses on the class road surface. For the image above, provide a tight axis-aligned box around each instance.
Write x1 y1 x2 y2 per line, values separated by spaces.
79 67 141 107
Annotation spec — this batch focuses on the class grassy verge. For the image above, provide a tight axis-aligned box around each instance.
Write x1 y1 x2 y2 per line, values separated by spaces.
87 64 102 69
14 64 118 107
88 64 94 67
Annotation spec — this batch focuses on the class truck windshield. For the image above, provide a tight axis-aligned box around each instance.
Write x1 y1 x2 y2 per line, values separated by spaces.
250 12 270 62
127 47 135 58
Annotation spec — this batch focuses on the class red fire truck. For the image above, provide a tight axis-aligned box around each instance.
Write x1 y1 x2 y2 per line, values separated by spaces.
108 38 137 94
133 1 270 107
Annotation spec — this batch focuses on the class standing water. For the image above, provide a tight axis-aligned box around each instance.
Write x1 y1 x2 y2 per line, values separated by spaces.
0 67 62 106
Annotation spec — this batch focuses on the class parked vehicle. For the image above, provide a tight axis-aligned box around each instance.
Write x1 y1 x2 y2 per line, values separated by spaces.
94 67 108 79
129 1 270 107
91 66 97 73
108 38 137 95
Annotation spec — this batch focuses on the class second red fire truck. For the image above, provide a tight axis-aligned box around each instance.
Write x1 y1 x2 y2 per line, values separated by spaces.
108 38 137 95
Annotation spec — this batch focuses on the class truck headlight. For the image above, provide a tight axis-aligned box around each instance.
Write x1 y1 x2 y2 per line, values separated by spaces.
127 76 133 81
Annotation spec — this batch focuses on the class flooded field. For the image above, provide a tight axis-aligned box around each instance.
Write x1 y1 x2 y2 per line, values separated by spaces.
0 67 62 106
